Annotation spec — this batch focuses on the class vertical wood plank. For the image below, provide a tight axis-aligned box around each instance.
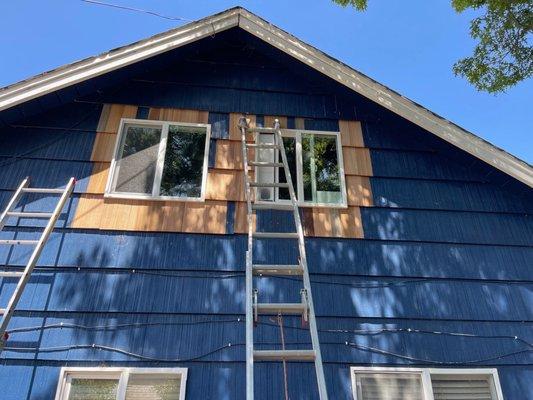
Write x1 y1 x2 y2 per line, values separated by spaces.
70 194 103 228
206 169 245 201
86 162 111 194
339 120 364 147
342 148 373 176
264 116 288 129
346 175 373 206
229 113 256 141
339 206 364 238
234 202 256 234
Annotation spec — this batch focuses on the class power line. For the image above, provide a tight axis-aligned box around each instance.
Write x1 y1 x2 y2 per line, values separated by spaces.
80 0 191 22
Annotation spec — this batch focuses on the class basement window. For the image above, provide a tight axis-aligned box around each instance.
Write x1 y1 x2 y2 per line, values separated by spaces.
255 129 346 207
351 367 503 400
54 367 187 400
106 119 210 201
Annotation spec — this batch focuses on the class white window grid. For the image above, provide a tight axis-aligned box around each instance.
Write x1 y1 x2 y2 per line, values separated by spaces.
350 366 504 400
255 128 348 208
54 367 188 400
105 118 211 202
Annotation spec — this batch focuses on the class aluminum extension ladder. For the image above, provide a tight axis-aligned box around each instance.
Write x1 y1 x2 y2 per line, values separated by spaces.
0 177 75 351
238 117 328 400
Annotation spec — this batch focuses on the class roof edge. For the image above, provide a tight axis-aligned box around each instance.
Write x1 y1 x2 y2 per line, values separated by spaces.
236 9 533 188
0 7 240 111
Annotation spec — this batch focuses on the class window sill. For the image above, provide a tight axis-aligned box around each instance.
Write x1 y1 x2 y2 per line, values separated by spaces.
104 192 206 202
255 200 348 209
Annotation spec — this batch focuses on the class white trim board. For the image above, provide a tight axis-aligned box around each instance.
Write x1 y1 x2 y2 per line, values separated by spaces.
0 7 531 187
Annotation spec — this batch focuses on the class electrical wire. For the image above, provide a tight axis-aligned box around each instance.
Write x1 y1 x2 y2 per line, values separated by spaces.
3 340 531 365
80 0 191 22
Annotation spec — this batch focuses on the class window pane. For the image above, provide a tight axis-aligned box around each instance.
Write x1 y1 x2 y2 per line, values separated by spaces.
278 137 297 200
160 125 207 198
358 374 423 400
302 134 341 204
68 378 118 400
115 124 162 194
256 133 276 201
125 375 181 400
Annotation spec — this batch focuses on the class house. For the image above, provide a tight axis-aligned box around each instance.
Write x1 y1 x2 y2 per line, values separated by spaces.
0 6 531 399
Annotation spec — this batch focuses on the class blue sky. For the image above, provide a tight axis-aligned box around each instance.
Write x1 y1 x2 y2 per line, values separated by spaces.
1 1 531 163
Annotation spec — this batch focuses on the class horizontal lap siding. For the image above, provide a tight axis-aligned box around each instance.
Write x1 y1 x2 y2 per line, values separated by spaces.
1 362 529 400
372 177 533 213
1 270 531 321
1 229 532 280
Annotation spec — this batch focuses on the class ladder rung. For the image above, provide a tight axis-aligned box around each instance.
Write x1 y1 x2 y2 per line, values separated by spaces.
256 303 307 315
0 239 39 246
0 271 24 278
252 203 294 211
253 264 303 276
246 144 280 150
6 212 54 219
21 188 65 194
250 182 289 188
249 161 284 168
252 232 298 239
253 349 316 361
246 127 277 134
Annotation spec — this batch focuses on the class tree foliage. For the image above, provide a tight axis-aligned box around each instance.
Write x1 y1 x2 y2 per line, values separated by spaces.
333 0 533 93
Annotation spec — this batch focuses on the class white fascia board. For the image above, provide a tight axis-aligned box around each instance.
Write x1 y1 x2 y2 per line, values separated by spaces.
237 10 533 188
0 10 240 111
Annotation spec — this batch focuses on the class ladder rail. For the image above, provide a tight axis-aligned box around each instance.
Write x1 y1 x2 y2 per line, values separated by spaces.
238 117 255 400
0 177 30 231
0 177 76 348
241 116 328 400
274 121 329 400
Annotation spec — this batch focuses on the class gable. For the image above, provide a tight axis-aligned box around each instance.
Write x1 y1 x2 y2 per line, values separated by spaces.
0 7 530 189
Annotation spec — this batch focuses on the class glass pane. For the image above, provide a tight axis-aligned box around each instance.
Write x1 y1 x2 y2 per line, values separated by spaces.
160 125 207 198
302 134 341 204
125 375 181 400
115 124 162 194
358 374 423 400
68 378 118 400
278 137 297 200
256 134 276 201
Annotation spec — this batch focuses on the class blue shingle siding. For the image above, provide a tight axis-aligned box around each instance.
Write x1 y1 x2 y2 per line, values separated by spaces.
0 27 531 400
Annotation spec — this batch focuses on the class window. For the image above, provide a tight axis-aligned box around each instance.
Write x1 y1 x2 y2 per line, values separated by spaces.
55 367 187 400
106 119 210 200
255 129 346 207
351 367 504 400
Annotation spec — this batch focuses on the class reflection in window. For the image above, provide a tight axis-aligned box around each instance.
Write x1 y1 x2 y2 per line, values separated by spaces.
161 125 207 198
302 134 341 204
357 374 423 400
278 137 297 200
115 125 162 194
254 130 344 206
109 120 209 199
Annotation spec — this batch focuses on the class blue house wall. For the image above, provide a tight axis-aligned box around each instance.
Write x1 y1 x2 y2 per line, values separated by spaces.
0 28 531 399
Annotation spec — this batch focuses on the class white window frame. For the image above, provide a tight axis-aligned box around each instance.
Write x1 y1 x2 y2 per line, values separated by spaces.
350 366 504 400
54 367 188 400
105 118 211 202
255 129 347 208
